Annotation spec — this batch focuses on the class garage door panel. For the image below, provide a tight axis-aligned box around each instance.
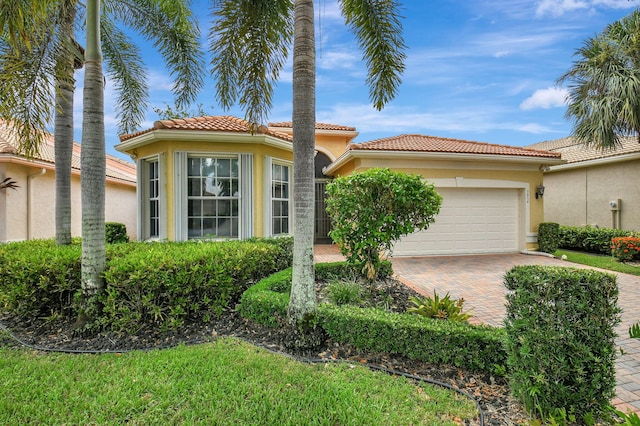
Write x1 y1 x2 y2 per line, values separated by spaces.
393 188 520 256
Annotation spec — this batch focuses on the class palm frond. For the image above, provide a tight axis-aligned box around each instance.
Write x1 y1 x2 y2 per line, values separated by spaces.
339 0 407 110
105 0 205 109
209 0 293 129
100 19 148 134
560 10 640 150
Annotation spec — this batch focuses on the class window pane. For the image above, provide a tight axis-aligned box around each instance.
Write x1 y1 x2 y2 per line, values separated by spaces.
273 200 281 216
188 218 201 238
217 159 230 177
203 218 215 236
189 178 201 196
202 199 216 216
188 158 200 176
282 218 289 234
273 219 281 235
187 155 240 240
231 159 239 177
282 183 289 198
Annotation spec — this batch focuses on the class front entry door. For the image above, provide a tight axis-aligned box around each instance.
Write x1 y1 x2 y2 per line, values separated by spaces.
314 180 332 243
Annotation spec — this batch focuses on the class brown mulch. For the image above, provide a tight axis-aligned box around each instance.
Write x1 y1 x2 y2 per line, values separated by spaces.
0 278 532 426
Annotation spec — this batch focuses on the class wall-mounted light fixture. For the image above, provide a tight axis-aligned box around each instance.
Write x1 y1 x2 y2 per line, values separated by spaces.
535 184 545 199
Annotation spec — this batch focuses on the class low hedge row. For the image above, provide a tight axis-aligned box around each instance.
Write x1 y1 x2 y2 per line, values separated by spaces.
239 264 507 374
0 237 293 331
558 225 636 255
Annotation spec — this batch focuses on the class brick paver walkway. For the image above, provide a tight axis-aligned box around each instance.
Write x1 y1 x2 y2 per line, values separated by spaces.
314 244 640 414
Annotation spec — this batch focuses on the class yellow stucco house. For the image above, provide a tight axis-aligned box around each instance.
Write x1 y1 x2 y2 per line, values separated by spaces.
0 122 137 242
116 115 563 255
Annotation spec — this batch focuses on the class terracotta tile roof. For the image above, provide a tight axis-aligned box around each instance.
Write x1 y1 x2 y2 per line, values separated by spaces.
268 121 357 132
120 115 293 142
527 136 640 164
350 134 561 158
0 121 136 183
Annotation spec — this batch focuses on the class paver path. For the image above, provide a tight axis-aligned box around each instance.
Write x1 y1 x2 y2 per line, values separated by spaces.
314 245 640 414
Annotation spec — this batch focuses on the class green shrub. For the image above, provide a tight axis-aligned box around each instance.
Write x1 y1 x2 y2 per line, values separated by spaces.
320 305 506 373
504 265 621 422
558 225 634 255
326 168 441 279
0 239 82 318
611 236 640 262
101 240 290 331
537 222 559 254
105 222 129 244
237 268 292 327
239 265 506 374
323 280 362 306
0 238 292 332
407 291 472 322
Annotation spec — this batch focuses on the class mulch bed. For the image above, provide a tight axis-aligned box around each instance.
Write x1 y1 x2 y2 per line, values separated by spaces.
0 278 532 426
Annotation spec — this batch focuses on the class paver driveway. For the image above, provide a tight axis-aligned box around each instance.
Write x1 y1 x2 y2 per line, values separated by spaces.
314 245 640 414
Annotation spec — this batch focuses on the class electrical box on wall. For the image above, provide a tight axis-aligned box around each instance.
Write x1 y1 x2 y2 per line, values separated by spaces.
609 199 621 211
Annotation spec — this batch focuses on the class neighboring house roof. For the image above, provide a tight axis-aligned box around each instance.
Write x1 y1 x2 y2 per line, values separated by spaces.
349 134 562 158
527 136 640 165
0 121 136 184
120 115 293 143
268 121 357 132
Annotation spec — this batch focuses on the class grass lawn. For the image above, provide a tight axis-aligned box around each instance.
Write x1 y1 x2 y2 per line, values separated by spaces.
554 249 640 276
0 337 477 425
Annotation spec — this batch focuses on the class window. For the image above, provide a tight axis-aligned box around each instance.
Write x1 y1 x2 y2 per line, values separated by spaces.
148 160 160 238
271 163 290 235
187 156 239 239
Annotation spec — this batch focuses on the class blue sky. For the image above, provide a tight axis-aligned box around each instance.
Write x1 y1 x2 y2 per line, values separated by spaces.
72 0 639 161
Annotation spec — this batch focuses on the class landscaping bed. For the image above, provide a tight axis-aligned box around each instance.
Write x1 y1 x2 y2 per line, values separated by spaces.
0 276 529 426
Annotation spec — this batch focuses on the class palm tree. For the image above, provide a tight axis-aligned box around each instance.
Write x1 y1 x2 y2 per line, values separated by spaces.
1 0 205 246
1 0 205 318
560 9 640 149
210 0 406 330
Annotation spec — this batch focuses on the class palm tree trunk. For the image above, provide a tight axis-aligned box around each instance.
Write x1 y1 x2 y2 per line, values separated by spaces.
54 2 76 246
288 0 317 323
79 0 105 319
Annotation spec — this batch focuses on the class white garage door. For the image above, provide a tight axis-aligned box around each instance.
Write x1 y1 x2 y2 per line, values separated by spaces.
392 188 519 256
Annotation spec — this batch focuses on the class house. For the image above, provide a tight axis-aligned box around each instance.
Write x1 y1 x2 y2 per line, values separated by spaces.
0 122 137 242
528 136 640 231
116 115 563 255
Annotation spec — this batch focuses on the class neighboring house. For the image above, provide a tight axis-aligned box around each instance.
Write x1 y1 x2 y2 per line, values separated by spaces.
0 122 137 242
528 136 640 231
116 115 563 256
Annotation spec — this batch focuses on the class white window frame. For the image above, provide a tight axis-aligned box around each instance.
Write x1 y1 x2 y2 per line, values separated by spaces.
137 154 166 241
174 152 253 241
264 157 293 237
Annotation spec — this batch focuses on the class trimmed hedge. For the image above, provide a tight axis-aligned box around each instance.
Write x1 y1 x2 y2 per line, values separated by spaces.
320 305 506 373
537 222 559 254
0 237 293 331
504 265 621 421
0 240 81 318
239 264 507 374
105 222 129 244
558 225 635 255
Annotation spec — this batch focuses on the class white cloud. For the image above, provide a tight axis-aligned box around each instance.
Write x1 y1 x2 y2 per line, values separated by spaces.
535 0 633 17
520 87 568 110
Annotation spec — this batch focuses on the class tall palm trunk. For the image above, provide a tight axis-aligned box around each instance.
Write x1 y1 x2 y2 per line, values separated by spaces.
80 0 105 319
288 0 316 323
54 1 76 246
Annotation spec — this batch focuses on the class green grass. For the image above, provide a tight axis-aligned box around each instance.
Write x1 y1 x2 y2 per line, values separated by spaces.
0 337 477 425
555 249 640 276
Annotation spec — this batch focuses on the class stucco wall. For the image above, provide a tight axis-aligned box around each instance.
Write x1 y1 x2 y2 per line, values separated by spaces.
544 158 640 231
0 161 136 242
